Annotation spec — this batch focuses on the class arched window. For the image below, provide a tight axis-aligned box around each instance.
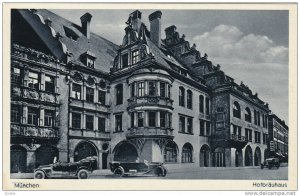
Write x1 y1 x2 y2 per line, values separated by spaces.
182 143 193 163
199 95 204 113
245 107 251 122
179 87 185 106
233 101 241 118
187 90 193 109
164 141 178 163
116 84 123 105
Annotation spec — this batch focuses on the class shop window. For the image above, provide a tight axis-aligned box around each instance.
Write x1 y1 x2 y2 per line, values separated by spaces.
116 84 123 105
72 113 81 129
44 110 54 127
28 71 39 90
233 101 241 118
86 115 94 130
182 143 193 163
72 83 81 100
115 114 123 132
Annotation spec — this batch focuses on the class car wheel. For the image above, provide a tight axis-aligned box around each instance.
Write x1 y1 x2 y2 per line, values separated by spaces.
113 167 124 177
77 169 89 179
268 165 272 169
34 170 46 179
161 168 167 177
156 167 167 177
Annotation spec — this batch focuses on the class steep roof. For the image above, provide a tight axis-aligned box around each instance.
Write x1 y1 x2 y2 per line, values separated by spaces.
17 9 119 73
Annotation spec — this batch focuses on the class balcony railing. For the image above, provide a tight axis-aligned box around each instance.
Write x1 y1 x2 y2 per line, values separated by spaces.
11 86 59 104
128 96 173 108
126 127 174 139
230 134 246 142
11 124 59 141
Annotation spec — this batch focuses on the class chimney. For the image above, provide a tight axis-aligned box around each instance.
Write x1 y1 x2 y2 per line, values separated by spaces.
80 12 92 39
149 10 162 47
129 10 142 33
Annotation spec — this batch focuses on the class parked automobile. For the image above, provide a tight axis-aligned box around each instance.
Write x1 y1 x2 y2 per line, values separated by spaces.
109 160 167 177
261 158 280 169
34 156 98 179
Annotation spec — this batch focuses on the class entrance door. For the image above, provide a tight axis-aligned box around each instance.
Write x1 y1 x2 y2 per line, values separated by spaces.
35 146 59 168
11 145 27 173
74 142 98 162
102 153 108 169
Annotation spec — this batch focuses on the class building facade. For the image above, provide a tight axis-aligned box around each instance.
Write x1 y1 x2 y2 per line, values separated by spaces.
10 9 287 173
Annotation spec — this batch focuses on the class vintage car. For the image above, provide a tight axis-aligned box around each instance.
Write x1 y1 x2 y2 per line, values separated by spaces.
109 160 167 177
261 158 280 169
34 156 98 179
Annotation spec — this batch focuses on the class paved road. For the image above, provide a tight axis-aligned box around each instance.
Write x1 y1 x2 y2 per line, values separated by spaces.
90 167 288 180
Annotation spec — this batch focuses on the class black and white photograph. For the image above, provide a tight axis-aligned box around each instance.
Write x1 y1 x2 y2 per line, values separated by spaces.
2 2 297 191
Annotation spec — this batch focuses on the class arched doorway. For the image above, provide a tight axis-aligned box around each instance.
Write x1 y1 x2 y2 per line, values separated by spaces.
74 141 98 162
254 147 262 166
213 147 225 167
164 141 178 163
200 144 210 167
235 149 243 167
182 143 193 163
11 145 27 173
114 142 138 162
36 145 59 168
245 145 253 166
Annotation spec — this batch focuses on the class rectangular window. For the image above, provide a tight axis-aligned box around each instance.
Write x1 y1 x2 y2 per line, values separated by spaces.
160 82 166 97
199 96 204 113
115 114 123 132
87 58 94 68
132 50 139 64
131 83 135 97
116 84 123 105
98 90 106 105
122 54 128 68
131 113 135 128
72 113 81 128
86 87 94 103
179 116 185 133
28 107 39 126
205 97 210 114
254 110 257 125
28 72 39 90
200 119 205 136
98 117 106 132
148 112 156 127
72 83 81 100
45 75 54 92
206 121 210 136
187 118 193 134
167 85 171 98
257 112 261 126
160 112 166 128
168 113 172 128
138 112 144 127
187 91 193 109
11 68 21 84
86 115 94 130
138 82 145 97
11 105 20 123
44 110 54 127
148 81 156 96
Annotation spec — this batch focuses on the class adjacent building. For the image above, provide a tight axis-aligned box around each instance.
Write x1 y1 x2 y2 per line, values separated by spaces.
10 9 288 173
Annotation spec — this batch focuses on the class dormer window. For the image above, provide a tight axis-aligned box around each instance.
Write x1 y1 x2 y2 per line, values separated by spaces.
81 50 96 69
132 50 139 64
122 53 128 68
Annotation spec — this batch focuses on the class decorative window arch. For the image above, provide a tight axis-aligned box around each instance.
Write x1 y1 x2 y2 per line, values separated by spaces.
179 86 185 107
233 101 241 119
182 143 193 163
245 107 251 122
187 90 193 109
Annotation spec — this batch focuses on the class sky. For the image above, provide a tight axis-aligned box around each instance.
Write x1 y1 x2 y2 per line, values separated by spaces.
51 9 289 123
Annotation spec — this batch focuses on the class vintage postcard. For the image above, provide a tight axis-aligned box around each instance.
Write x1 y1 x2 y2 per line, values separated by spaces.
2 3 297 191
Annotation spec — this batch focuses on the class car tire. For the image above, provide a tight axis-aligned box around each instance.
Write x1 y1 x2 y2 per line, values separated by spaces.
156 167 167 177
114 167 124 177
77 169 89 179
268 165 272 169
34 170 46 179
162 168 167 177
